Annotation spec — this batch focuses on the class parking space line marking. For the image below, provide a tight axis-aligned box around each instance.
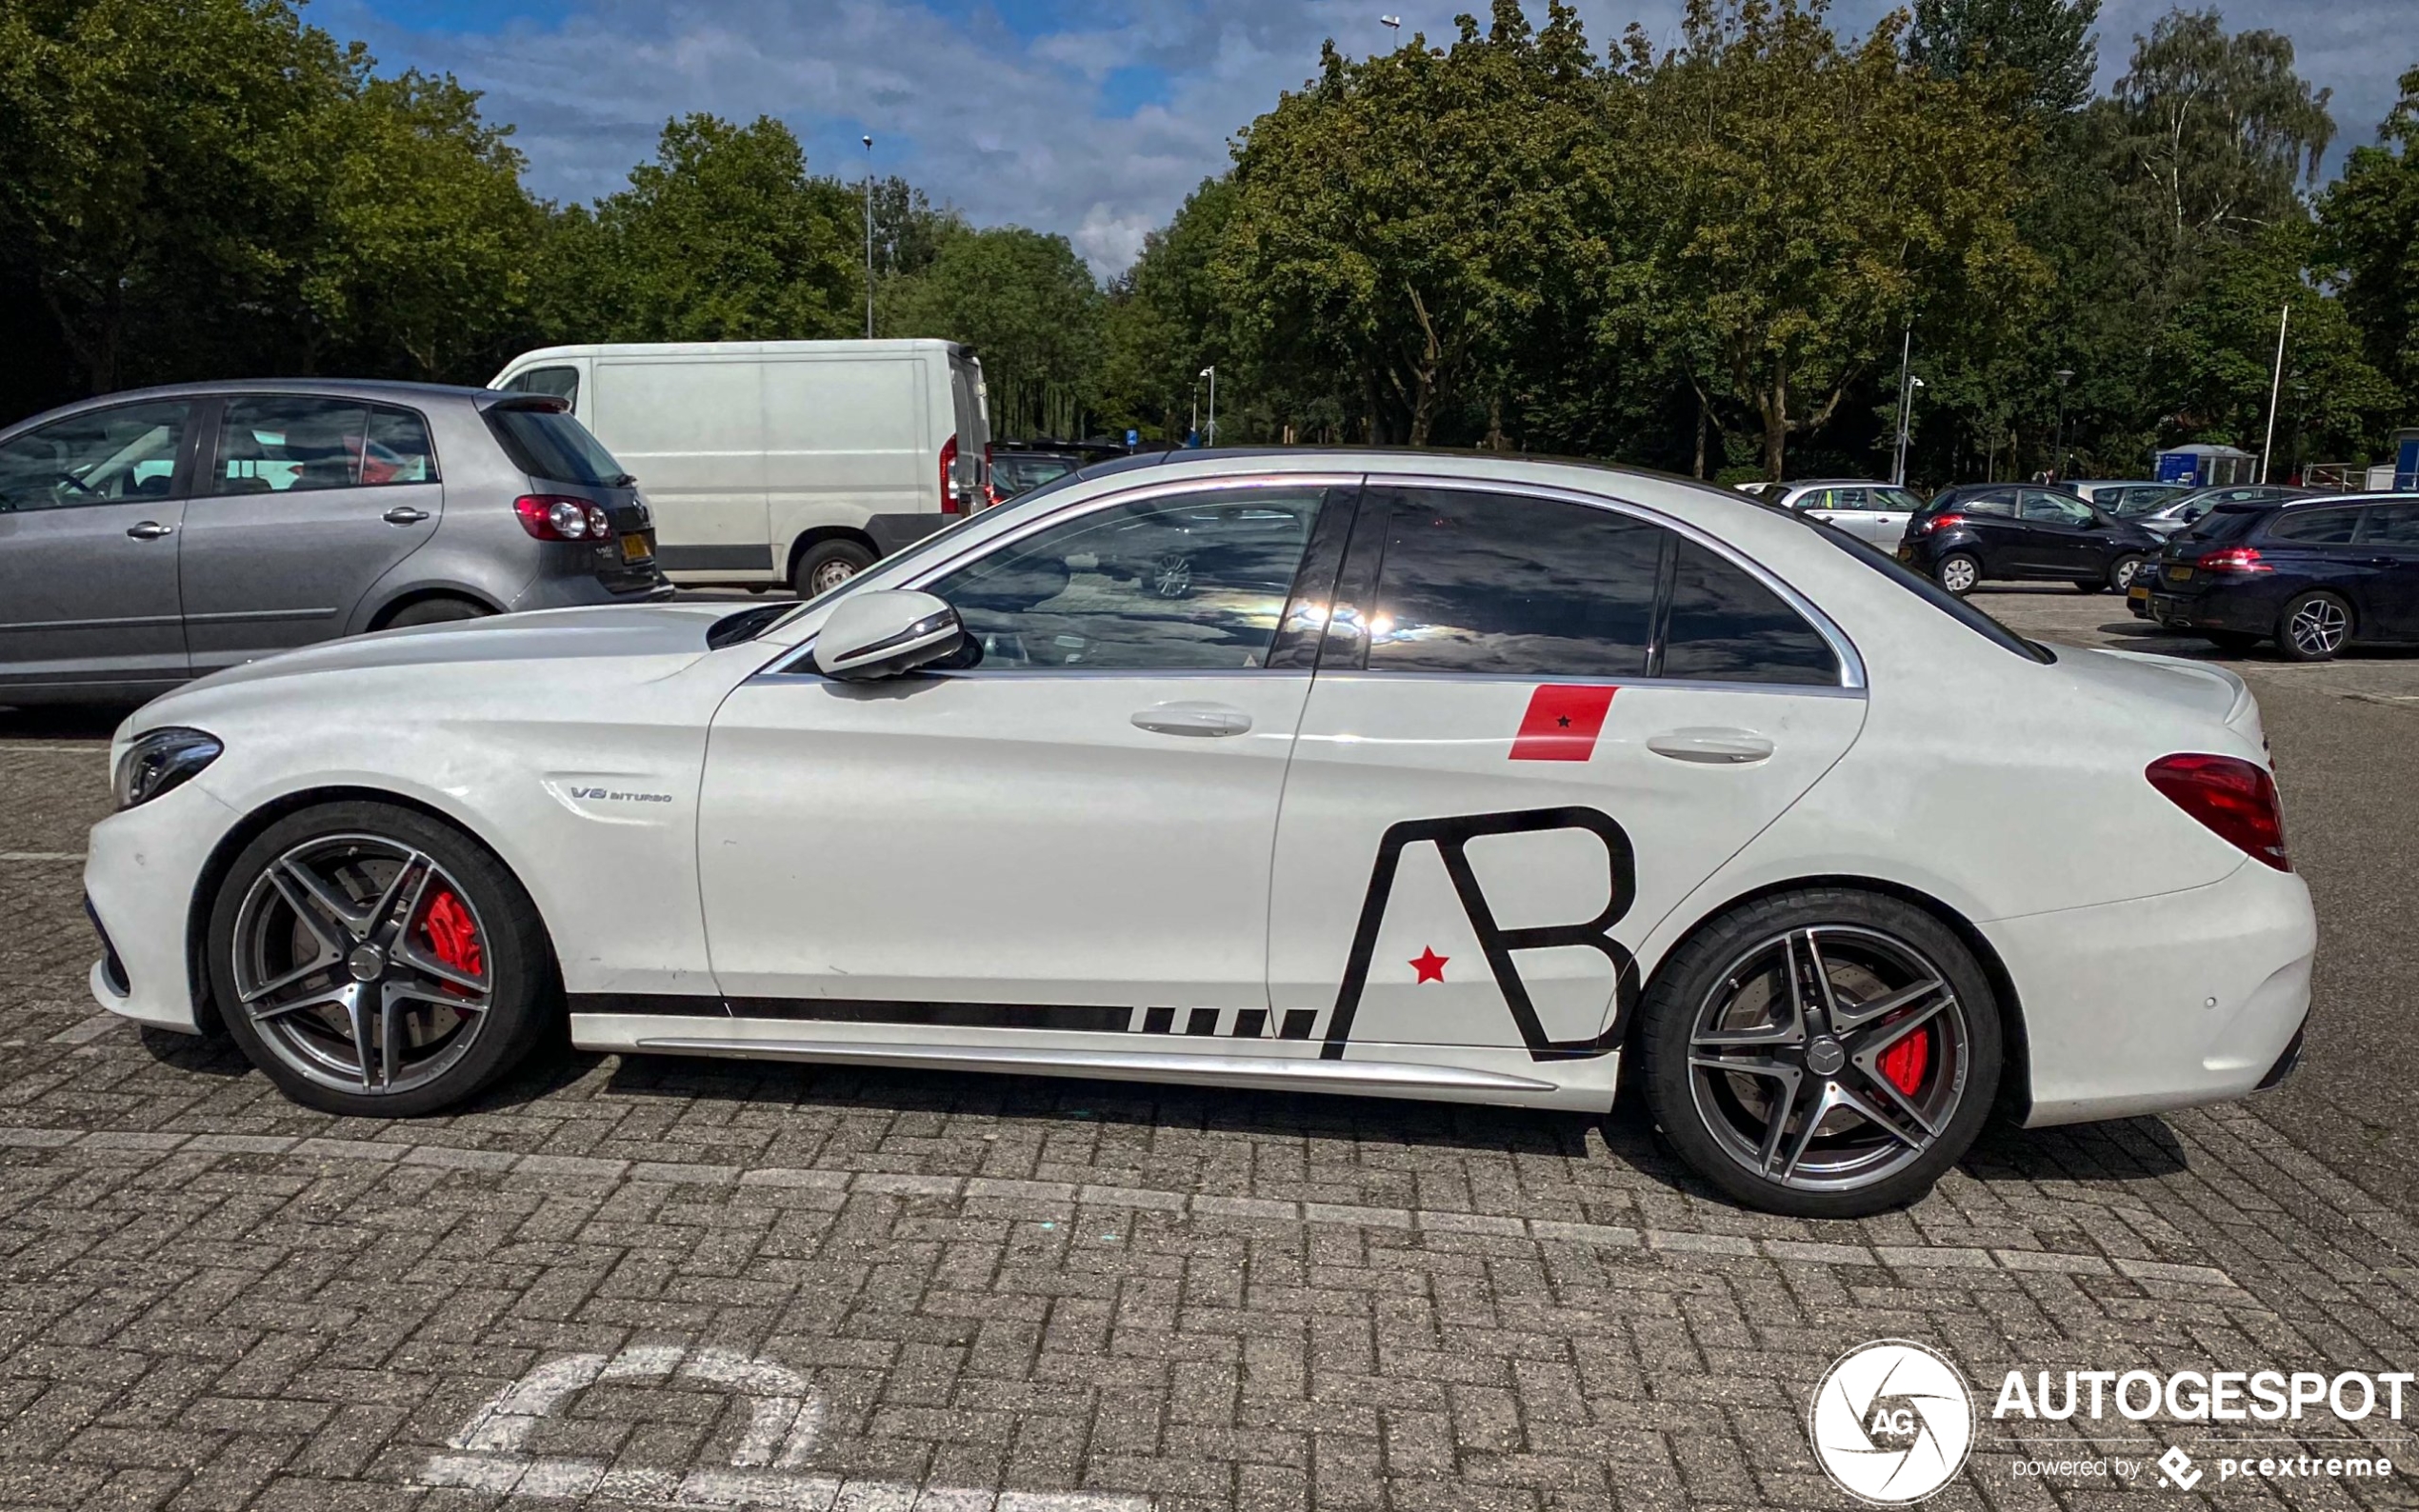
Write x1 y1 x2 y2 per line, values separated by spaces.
0 852 81 863
0 1118 2263 1295
0 744 107 753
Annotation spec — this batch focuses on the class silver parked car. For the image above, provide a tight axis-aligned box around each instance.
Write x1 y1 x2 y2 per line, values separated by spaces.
2129 483 2314 539
2065 479 2190 518
0 380 670 705
1760 479 1927 547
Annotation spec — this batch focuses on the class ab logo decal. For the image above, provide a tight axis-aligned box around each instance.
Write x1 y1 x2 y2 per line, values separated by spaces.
1322 806 1640 1062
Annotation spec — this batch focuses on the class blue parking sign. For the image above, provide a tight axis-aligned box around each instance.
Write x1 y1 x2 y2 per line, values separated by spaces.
1125 429 1140 449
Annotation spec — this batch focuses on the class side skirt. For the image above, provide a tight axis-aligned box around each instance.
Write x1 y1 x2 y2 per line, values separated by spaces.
567 1011 1620 1112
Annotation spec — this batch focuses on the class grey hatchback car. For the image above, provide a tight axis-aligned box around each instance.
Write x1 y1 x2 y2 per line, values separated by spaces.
0 380 670 705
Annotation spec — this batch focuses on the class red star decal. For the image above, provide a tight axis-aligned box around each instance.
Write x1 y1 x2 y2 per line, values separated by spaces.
1410 946 1449 984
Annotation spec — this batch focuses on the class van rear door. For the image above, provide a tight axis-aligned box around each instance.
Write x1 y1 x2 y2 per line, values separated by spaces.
948 349 990 507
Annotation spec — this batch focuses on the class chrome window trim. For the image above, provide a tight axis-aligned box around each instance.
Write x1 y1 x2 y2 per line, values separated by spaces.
760 467 1865 690
1303 670 1865 700
1362 472 1868 691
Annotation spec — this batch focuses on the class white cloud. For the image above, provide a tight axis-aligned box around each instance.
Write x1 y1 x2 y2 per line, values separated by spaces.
327 0 2405 280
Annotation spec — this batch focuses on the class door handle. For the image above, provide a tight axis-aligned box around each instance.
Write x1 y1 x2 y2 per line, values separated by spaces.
382 506 430 526
1647 727 1774 765
1131 702 1253 738
2369 557 2396 567
125 521 173 540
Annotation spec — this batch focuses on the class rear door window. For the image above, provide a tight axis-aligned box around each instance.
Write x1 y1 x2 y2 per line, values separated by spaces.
2358 503 2419 546
213 397 434 494
1660 540 1841 686
2265 507 2363 545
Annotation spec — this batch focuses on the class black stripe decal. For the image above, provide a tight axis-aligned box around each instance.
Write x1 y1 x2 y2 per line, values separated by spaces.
724 999 1133 1032
568 991 729 1018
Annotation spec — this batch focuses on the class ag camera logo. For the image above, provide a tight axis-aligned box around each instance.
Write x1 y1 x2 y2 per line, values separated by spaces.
1810 1341 1976 1503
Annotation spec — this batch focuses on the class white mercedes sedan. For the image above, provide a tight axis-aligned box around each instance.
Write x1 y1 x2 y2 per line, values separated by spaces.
83 451 2315 1216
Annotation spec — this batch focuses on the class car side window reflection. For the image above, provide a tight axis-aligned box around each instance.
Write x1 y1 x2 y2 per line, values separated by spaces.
0 403 189 512
214 397 436 494
925 487 1331 670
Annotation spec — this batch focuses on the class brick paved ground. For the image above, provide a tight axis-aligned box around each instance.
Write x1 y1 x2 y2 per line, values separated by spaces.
5 601 2418 1511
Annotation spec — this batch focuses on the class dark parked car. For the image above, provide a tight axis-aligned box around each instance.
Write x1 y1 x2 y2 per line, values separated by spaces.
0 380 669 706
2132 494 2419 661
1896 484 2162 595
990 440 1127 502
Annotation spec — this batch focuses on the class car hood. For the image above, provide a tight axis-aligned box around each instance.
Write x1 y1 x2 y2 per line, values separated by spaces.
165 603 737 696
2050 644 2259 738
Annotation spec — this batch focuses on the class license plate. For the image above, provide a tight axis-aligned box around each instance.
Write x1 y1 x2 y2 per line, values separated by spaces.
2165 565 2192 582
2128 584 2149 603
621 532 654 563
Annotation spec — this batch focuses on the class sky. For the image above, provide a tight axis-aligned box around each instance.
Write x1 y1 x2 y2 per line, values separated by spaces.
324 0 2409 276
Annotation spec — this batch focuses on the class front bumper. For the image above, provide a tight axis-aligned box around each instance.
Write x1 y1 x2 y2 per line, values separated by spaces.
1989 858 2316 1126
83 780 242 1033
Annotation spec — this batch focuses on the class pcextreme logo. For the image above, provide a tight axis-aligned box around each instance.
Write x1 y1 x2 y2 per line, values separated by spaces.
1809 1341 1977 1504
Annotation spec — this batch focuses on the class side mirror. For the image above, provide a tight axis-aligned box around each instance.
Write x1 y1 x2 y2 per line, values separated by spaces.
811 589 966 681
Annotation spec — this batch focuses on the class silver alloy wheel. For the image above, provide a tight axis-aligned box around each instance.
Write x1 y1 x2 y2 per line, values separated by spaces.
1150 552 1193 599
2287 596 2349 657
2113 556 2141 589
230 834 493 1095
1685 926 1970 1193
1938 556 1977 593
810 557 861 594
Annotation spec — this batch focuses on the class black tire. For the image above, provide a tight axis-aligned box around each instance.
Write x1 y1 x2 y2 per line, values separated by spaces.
2275 590 2352 663
2202 629 2261 654
1637 887 2003 1219
2107 553 2146 592
1934 552 1981 596
206 801 557 1117
793 538 875 598
382 597 489 627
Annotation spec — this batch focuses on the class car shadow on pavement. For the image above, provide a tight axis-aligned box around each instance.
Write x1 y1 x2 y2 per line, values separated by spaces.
570 1049 2191 1213
0 703 137 739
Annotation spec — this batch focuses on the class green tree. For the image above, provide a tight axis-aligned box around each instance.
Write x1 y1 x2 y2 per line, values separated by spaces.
550 114 862 344
1099 178 1242 443
2320 66 2419 408
1907 0 2101 114
1633 0 2044 479
890 226 1103 438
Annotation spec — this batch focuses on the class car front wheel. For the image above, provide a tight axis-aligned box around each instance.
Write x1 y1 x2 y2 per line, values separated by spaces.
1637 888 2002 1218
1934 552 1980 595
206 801 557 1117
2107 553 2146 591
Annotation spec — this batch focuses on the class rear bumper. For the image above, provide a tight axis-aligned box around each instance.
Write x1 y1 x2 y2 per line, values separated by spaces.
510 567 673 612
2143 576 2285 633
1990 859 2316 1127
866 512 951 557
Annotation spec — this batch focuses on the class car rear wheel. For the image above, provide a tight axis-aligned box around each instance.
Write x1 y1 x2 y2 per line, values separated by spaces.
794 539 875 598
383 597 489 627
207 801 558 1117
1637 888 2002 1219
1934 553 1980 596
2276 590 2352 662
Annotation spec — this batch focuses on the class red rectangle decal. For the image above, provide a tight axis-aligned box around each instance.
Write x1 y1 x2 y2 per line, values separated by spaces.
1509 685 1617 762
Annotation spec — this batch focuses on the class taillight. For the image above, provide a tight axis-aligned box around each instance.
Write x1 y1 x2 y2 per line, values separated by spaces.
1922 513 1968 533
984 443 998 507
2146 753 2289 870
514 495 614 542
2196 546 2269 573
938 434 961 515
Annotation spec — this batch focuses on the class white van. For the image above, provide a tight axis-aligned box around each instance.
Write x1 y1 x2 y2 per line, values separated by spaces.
490 340 991 594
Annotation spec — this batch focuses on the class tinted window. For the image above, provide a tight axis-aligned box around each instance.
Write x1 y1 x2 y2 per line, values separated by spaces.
992 453 1080 497
212 398 433 494
2020 490 2094 526
1955 489 2017 518
2360 503 2419 546
503 366 579 406
487 404 626 487
2265 507 2362 545
928 487 1329 670
2179 507 2262 544
1363 488 1660 677
1662 541 1840 686
0 402 187 511
1871 487 1924 511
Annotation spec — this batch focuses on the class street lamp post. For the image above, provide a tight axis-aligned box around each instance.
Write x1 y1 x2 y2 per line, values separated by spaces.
1890 328 1911 487
1200 366 1217 447
1380 14 1401 44
861 136 875 341
2051 368 2074 482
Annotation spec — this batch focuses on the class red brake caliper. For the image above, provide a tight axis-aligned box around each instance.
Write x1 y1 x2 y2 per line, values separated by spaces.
421 889 485 982
1877 1028 1929 1096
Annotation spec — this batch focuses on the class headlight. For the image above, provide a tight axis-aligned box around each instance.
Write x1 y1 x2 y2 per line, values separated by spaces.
113 727 222 810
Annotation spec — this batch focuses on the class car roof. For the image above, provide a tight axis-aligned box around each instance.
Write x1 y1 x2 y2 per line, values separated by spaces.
3 379 529 433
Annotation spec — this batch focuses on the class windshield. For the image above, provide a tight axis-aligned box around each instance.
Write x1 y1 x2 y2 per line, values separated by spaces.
486 404 626 487
2109 486 2189 517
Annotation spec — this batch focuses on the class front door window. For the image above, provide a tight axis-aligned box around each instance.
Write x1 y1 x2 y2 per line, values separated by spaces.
0 403 189 512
